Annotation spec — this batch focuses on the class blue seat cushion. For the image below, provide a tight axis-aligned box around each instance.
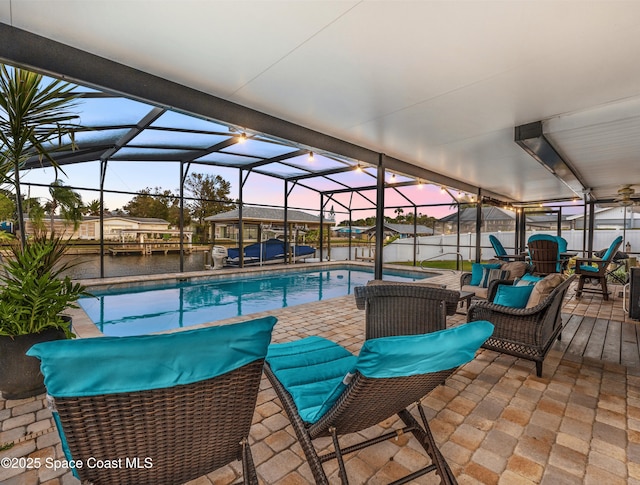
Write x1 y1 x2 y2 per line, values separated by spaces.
267 336 357 424
579 264 600 273
27 316 277 397
266 321 494 424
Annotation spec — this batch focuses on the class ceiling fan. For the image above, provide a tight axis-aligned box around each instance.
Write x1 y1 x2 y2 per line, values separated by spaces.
614 184 639 206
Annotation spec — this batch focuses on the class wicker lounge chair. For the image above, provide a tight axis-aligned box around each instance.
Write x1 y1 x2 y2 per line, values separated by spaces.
27 316 277 485
575 235 623 301
354 281 459 339
467 275 575 377
265 320 494 484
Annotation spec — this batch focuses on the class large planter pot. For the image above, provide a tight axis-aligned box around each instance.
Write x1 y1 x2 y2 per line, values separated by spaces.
0 327 67 400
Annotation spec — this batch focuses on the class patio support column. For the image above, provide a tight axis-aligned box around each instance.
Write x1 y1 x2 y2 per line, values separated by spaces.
475 190 482 262
582 198 588 253
587 199 596 256
319 194 324 262
456 203 461 271
557 206 563 237
99 159 107 278
179 161 190 273
239 170 244 268
413 205 418 266
374 154 385 280
284 180 289 264
348 208 353 261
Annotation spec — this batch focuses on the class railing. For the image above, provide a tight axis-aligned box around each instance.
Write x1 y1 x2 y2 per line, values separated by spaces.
419 251 465 271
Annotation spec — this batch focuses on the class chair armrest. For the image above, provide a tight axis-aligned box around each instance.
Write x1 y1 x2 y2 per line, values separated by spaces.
354 286 366 310
460 272 472 288
575 257 604 265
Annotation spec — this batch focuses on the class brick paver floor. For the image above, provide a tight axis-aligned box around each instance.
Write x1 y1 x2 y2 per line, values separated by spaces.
175 270 640 485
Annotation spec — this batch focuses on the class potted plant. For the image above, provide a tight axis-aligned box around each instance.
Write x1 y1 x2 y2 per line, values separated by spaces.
0 65 85 399
0 233 89 399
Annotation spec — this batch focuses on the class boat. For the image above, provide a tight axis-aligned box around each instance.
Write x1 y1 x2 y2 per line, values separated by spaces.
225 238 316 265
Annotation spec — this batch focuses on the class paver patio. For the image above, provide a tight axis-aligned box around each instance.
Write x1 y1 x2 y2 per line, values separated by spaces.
197 270 640 484
1 268 638 484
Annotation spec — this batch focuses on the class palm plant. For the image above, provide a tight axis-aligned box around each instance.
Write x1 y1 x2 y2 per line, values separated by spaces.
45 179 84 233
0 65 81 248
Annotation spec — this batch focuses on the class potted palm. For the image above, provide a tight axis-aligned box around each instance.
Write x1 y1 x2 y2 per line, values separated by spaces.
0 233 88 398
0 65 85 398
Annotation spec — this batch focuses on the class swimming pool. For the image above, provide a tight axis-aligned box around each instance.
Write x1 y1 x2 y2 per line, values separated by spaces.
79 266 431 336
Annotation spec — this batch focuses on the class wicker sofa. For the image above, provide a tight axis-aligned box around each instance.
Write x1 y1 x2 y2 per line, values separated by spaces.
467 274 575 377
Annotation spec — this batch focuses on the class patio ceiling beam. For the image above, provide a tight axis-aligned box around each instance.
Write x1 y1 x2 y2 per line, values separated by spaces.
0 23 515 204
515 121 589 200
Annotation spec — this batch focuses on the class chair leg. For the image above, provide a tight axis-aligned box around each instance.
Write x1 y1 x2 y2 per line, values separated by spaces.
330 427 349 485
398 407 457 485
535 361 543 378
241 438 259 485
576 276 584 297
600 276 609 301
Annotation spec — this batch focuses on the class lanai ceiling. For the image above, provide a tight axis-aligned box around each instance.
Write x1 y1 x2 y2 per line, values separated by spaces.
1 1 640 206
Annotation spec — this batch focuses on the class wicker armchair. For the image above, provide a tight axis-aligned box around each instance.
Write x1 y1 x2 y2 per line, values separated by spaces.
27 317 277 485
354 281 460 339
467 275 575 377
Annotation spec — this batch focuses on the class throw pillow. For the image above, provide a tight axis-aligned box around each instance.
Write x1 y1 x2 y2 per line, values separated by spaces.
470 263 501 286
526 273 567 308
501 261 528 279
514 274 544 287
480 268 510 288
493 285 535 308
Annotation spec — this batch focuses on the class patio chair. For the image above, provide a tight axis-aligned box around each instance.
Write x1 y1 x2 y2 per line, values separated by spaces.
575 235 623 301
354 281 460 339
489 235 524 261
264 320 494 484
467 274 575 376
527 234 567 275
27 316 278 485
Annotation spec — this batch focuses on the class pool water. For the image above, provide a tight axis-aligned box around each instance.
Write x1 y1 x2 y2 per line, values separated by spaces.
80 268 429 336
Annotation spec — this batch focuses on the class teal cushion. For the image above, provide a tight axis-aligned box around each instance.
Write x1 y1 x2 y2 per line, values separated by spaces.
267 336 357 424
355 320 494 378
602 236 623 261
267 321 494 424
470 263 501 286
579 264 599 273
493 285 535 308
514 274 544 286
27 316 277 397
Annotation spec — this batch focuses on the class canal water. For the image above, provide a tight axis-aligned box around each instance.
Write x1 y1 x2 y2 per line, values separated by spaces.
63 246 373 280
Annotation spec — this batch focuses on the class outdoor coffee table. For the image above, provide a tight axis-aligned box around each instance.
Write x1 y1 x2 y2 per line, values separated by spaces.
458 290 475 313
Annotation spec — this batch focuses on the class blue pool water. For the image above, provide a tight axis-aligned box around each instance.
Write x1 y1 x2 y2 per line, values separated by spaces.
80 267 430 336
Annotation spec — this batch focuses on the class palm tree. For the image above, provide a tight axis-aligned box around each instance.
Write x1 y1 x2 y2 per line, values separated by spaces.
0 65 81 247
84 199 102 216
45 180 84 233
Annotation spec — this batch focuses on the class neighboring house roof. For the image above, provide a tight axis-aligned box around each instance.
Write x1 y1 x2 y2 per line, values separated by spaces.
205 207 331 225
365 223 433 235
438 206 516 223
27 215 170 225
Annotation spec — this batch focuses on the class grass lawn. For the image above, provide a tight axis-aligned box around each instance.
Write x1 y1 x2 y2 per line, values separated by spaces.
390 260 474 272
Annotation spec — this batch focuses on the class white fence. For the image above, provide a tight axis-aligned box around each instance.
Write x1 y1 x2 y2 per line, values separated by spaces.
383 230 639 264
